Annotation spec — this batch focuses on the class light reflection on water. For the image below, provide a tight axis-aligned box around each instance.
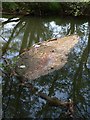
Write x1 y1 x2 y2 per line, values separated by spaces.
1 15 90 119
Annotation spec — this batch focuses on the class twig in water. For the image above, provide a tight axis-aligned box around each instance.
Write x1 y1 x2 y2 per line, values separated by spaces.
0 35 7 42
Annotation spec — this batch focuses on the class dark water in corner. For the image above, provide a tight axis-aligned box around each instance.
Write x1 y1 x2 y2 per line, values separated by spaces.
0 15 90 119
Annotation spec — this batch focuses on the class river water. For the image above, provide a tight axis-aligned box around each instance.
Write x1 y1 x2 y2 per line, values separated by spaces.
0 15 90 119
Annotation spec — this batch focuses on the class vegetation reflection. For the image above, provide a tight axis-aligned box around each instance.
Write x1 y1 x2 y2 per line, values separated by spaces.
1 16 90 119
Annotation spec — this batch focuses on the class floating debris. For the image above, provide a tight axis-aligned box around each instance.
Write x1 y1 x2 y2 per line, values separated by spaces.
15 35 79 80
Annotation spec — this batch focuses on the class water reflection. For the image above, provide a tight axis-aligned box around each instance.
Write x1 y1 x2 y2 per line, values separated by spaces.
1 15 90 119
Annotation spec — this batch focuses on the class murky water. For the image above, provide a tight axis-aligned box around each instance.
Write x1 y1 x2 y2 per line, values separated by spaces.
0 15 90 119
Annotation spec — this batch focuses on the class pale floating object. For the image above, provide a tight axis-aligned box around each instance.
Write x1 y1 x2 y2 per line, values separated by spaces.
15 35 79 80
33 44 40 48
19 65 26 68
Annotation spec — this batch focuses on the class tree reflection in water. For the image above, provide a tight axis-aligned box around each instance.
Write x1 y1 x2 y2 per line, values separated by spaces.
1 16 90 119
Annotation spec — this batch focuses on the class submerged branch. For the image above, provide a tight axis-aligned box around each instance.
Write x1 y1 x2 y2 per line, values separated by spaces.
19 82 74 117
38 92 74 118
38 92 73 108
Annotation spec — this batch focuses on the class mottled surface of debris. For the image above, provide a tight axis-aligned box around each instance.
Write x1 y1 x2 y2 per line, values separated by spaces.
15 35 78 80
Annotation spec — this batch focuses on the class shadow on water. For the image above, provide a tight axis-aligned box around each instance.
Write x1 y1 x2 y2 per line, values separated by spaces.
0 15 90 119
